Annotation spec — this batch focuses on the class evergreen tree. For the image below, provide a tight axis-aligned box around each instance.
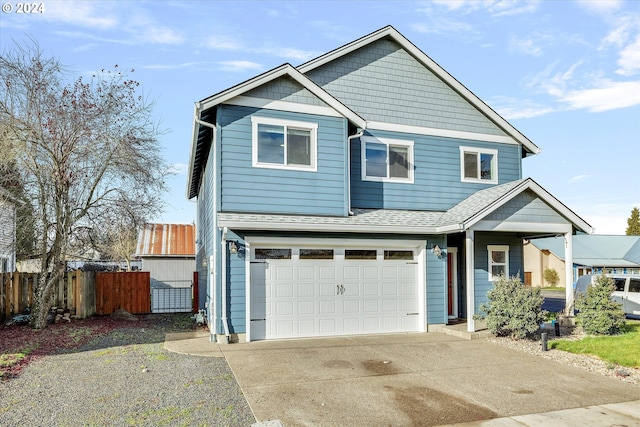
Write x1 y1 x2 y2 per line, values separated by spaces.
626 207 640 236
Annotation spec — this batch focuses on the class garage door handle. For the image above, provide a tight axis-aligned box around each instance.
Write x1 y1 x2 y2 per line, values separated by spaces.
406 313 418 316
337 284 345 295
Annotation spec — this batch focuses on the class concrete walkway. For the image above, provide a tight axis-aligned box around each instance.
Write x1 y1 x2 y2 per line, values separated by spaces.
164 332 640 426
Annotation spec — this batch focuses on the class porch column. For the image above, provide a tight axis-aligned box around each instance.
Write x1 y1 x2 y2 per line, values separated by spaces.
564 232 574 316
465 229 475 332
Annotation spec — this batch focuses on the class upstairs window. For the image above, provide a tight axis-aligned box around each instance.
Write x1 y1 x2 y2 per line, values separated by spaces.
487 245 509 281
460 146 497 184
362 137 414 183
252 117 317 171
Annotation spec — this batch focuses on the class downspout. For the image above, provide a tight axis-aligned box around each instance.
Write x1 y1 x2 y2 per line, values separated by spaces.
220 227 231 343
347 130 364 216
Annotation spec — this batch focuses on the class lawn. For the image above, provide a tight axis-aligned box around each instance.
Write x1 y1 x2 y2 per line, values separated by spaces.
550 320 640 368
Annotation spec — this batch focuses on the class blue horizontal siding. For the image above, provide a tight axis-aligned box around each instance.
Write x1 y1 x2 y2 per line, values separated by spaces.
426 235 447 324
473 232 524 312
219 104 348 216
351 130 522 211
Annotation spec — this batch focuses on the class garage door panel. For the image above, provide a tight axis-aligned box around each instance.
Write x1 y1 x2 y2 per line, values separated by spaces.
319 266 336 280
363 299 378 312
319 283 336 297
382 266 399 279
298 301 315 315
363 266 379 279
382 299 398 312
342 266 360 280
298 282 315 297
342 299 360 313
319 318 336 333
382 282 398 295
276 283 294 298
275 301 294 316
319 300 336 314
251 246 421 340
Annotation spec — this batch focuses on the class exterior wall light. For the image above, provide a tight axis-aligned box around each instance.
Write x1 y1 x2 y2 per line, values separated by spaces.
229 241 238 254
432 244 442 257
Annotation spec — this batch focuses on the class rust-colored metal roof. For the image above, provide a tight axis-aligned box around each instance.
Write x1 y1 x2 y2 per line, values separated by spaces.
135 223 195 256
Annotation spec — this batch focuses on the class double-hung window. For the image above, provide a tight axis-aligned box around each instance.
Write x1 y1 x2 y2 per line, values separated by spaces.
487 245 509 281
362 137 414 183
252 116 317 171
460 146 497 184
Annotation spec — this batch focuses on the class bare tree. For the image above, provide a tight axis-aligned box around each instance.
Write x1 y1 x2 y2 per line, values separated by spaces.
0 40 169 328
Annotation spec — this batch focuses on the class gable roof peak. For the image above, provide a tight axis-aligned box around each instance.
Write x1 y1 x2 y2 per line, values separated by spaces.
298 25 540 156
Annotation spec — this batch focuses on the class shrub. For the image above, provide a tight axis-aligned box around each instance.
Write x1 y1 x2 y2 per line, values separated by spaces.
575 275 626 335
543 267 560 287
475 274 547 339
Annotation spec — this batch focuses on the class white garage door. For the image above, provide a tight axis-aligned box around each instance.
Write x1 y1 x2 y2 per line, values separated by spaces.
249 245 422 340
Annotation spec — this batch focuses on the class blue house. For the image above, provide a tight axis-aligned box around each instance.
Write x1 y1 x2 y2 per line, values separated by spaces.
187 26 592 342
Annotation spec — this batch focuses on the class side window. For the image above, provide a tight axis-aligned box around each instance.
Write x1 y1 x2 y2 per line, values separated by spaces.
629 279 640 293
613 278 626 292
362 137 414 183
460 146 498 184
487 245 509 281
251 116 317 171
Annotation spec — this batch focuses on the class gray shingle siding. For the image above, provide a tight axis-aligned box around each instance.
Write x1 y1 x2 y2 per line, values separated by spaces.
305 38 507 136
244 76 328 106
485 190 566 223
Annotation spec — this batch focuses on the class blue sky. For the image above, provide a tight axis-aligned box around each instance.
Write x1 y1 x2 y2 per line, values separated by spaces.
1 0 638 234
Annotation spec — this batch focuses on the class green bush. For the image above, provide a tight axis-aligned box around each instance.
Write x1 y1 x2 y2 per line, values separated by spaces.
543 267 560 287
475 274 547 339
575 275 626 335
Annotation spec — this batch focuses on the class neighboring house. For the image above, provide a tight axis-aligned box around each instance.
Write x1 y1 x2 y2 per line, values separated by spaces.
135 223 196 313
0 187 17 273
525 235 640 288
187 26 592 342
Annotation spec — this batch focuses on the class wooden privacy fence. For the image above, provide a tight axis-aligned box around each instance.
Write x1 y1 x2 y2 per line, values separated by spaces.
95 271 150 315
1 271 95 322
1 271 151 321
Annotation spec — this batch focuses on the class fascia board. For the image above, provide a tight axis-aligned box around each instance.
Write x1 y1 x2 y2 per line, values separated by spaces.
462 179 593 233
217 219 438 235
298 25 540 155
186 103 201 200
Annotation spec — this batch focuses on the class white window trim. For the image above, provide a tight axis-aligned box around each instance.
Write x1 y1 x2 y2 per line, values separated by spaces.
487 245 509 281
361 136 414 183
460 146 498 184
251 116 318 172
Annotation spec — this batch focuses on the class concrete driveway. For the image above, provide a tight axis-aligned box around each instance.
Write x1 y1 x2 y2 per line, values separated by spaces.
219 333 640 426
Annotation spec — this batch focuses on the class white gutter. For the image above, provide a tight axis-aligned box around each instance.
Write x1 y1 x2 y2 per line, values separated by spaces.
209 254 216 342
347 130 364 216
220 227 231 343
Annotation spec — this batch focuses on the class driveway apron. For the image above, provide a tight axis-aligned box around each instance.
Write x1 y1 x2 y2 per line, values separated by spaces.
220 333 640 426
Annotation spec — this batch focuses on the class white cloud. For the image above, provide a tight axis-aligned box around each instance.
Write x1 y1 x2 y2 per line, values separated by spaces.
429 0 540 16
576 0 623 15
568 175 589 184
140 26 184 45
218 60 263 72
616 34 640 76
411 19 475 36
263 47 320 62
561 79 640 111
45 1 118 29
203 35 244 51
509 37 543 56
